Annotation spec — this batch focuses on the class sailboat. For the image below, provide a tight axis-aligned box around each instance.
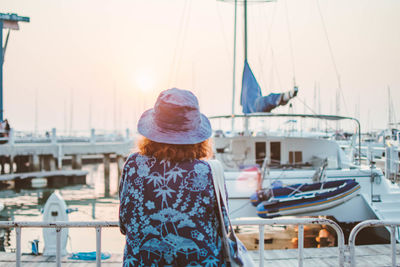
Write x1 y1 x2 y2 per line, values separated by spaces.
211 0 400 242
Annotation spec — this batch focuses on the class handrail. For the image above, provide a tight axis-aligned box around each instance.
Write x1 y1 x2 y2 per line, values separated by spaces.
0 219 345 267
348 219 400 267
0 221 119 267
10 218 400 267
231 217 345 267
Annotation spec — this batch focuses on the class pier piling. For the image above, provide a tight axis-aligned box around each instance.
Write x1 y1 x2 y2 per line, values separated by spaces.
32 155 40 172
9 156 14 174
43 155 57 171
103 154 110 197
117 155 124 187
71 155 82 170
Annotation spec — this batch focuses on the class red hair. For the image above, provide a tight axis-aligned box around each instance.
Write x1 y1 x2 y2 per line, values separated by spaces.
136 136 212 162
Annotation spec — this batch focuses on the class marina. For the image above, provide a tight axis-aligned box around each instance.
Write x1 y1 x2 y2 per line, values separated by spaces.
1 0 400 266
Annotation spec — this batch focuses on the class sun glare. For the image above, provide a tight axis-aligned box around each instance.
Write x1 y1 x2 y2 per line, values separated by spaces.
136 71 155 92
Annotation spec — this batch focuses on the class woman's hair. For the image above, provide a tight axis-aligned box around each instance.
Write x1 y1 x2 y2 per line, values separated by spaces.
137 136 212 162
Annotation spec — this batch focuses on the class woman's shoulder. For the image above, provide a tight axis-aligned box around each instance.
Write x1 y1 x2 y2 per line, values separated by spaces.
123 152 143 168
125 152 139 164
181 159 211 174
124 152 159 167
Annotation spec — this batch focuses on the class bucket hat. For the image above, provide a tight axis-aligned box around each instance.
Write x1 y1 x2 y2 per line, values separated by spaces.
137 88 212 144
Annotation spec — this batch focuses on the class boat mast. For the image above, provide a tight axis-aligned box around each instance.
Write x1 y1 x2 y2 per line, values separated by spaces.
244 0 248 61
388 86 392 130
231 0 238 132
243 0 250 135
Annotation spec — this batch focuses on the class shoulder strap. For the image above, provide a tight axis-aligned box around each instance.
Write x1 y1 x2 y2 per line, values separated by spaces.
207 160 228 208
207 160 233 263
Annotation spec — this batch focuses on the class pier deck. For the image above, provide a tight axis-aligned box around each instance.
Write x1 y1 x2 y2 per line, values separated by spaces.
0 244 397 266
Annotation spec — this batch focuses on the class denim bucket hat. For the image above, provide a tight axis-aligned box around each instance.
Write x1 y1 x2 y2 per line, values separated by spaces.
137 88 212 144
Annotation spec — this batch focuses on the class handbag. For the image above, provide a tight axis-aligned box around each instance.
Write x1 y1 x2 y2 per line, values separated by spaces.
208 160 256 267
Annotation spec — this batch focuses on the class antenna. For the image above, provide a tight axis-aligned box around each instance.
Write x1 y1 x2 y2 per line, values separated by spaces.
34 88 38 135
63 99 67 133
388 86 392 129
88 87 92 130
336 88 340 131
113 82 116 132
69 88 74 135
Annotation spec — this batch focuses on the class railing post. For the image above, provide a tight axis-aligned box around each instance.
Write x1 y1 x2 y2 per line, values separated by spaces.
16 227 21 267
349 220 400 267
96 226 102 267
9 128 14 145
56 227 61 267
51 128 57 144
349 224 358 267
258 225 264 267
391 226 396 267
324 219 345 267
125 128 130 141
90 128 96 144
298 225 304 267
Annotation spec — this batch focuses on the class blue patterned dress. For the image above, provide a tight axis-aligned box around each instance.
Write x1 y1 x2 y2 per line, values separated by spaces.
119 153 227 267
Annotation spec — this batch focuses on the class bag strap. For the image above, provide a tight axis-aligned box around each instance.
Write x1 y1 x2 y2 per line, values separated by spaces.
207 160 233 263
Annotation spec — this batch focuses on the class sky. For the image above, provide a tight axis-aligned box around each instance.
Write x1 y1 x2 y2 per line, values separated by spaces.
1 0 400 134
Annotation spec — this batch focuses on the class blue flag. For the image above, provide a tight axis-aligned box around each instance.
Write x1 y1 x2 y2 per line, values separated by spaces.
241 60 296 113
241 60 262 114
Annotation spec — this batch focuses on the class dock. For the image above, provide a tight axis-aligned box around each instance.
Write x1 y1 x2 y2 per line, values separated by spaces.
0 170 88 189
0 244 397 266
0 129 133 195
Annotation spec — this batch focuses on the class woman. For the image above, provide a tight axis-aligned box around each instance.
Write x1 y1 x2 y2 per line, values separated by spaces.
119 88 227 266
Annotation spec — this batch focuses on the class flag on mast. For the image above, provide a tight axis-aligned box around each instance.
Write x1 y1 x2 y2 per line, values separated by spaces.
240 60 298 114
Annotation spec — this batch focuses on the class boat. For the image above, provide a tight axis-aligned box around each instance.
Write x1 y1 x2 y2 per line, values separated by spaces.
251 179 360 218
211 0 400 242
42 191 69 256
211 113 400 241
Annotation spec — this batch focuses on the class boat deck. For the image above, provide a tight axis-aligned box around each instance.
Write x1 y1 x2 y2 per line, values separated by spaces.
0 244 397 266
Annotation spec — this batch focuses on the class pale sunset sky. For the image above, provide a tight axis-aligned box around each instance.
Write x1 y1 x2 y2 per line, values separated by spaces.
1 0 400 134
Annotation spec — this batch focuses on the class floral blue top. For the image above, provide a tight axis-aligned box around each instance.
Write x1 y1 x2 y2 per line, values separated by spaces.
119 153 227 267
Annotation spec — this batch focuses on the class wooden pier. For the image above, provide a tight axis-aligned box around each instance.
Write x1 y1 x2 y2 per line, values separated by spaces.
0 244 397 266
0 170 88 189
0 129 133 194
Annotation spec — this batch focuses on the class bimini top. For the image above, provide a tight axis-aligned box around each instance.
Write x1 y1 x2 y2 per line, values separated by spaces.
209 113 359 122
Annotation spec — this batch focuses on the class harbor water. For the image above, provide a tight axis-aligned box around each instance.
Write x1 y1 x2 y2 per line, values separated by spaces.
0 162 125 254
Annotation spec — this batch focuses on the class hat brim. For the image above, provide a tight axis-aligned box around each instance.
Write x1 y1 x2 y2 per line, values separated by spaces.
137 108 212 145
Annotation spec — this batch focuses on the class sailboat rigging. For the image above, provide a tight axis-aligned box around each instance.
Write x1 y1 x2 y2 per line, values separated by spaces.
220 0 298 116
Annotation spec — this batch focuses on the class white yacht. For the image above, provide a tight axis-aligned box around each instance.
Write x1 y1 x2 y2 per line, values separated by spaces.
210 114 400 240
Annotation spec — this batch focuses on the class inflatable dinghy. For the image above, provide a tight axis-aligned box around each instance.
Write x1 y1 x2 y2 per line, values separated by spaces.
250 179 360 218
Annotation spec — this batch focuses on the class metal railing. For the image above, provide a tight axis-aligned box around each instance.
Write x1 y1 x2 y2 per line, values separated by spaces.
0 221 119 267
3 219 400 267
348 219 400 267
231 217 345 267
1 218 344 267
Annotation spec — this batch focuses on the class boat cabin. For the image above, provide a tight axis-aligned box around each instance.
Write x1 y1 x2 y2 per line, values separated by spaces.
213 134 350 171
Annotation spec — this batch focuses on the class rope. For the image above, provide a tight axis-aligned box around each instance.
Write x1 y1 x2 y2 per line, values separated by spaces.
270 48 283 91
168 1 189 87
69 252 111 261
315 0 348 115
295 97 318 115
175 0 193 84
283 0 296 86
260 3 278 92
216 1 232 63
